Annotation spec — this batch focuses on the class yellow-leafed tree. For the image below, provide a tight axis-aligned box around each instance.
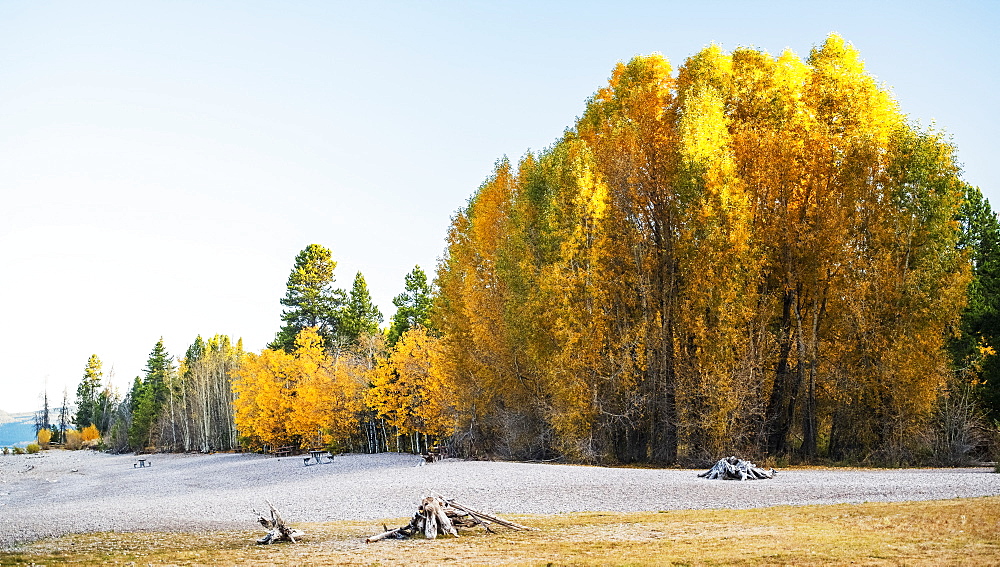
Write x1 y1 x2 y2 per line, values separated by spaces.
233 327 365 450
366 326 457 440
288 328 365 448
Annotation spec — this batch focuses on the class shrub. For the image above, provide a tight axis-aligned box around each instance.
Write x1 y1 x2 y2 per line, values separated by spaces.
26 443 40 454
1 447 8 455
65 429 83 450
81 424 100 443
13 446 25 455
37 428 52 449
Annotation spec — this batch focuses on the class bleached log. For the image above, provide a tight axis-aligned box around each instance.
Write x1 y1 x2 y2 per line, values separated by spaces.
365 525 408 543
445 500 534 531
421 496 458 538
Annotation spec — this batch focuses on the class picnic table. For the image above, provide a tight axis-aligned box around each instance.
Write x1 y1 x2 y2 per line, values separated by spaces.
303 449 333 466
134 458 150 468
421 445 447 463
272 446 293 458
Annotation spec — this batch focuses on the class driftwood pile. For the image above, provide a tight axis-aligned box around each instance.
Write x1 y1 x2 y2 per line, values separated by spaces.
254 502 305 544
366 496 533 543
698 456 776 480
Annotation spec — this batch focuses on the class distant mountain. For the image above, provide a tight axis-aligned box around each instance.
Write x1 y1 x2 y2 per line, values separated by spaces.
0 410 37 447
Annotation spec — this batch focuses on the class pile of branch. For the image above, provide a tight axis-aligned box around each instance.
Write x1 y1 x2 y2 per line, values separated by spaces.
366 496 533 543
254 502 305 544
698 455 776 480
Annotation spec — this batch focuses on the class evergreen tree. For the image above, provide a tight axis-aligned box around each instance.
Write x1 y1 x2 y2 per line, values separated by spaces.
953 185 1000 420
387 265 434 346
128 338 174 449
342 272 383 342
271 244 347 351
74 355 103 429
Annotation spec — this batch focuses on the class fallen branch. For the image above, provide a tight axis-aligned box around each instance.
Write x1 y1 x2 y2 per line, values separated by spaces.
445 499 533 531
365 495 533 543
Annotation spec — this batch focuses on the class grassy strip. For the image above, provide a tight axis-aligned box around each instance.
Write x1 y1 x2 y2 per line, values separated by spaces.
3 497 999 566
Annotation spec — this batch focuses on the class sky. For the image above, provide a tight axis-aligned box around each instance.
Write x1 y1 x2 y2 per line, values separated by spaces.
1 1 997 412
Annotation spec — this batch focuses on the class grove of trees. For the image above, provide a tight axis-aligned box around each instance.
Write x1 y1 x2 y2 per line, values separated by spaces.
434 35 983 465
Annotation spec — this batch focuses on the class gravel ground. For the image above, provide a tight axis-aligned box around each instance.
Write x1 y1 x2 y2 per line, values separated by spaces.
1 450 998 550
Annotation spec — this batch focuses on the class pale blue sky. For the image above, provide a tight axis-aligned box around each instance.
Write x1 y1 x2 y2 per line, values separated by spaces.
2 1 997 411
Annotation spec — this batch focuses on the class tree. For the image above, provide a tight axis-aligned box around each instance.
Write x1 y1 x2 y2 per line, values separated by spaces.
74 355 103 429
58 388 70 445
128 338 174 450
387 266 434 346
271 244 347 352
33 388 52 437
366 327 457 448
953 185 1000 420
286 328 365 449
93 385 118 435
232 346 297 449
342 272 383 343
234 327 364 450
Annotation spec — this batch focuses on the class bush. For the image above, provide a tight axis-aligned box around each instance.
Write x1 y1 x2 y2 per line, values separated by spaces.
81 424 100 443
26 443 40 454
37 428 52 449
1 447 8 455
65 429 83 450
12 446 25 455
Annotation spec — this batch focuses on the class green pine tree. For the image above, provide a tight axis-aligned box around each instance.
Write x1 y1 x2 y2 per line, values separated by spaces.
953 185 1000 420
128 338 174 450
342 272 383 342
387 265 434 346
270 244 346 351
74 355 103 429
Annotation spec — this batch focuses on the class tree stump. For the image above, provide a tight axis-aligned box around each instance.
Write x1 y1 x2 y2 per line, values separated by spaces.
698 456 776 480
255 502 305 544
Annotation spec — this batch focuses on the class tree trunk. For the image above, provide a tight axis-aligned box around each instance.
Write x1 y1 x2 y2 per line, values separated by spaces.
765 288 797 455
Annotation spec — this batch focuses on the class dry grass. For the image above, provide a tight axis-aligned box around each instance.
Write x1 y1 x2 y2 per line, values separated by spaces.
3 497 999 566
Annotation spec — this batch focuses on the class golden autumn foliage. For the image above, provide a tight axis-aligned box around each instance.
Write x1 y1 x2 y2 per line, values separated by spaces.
435 35 971 464
366 326 457 439
232 327 364 450
81 424 100 442
36 428 52 449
